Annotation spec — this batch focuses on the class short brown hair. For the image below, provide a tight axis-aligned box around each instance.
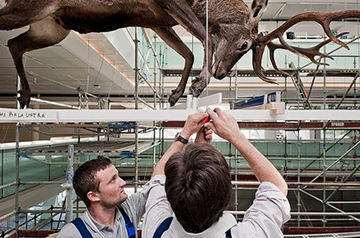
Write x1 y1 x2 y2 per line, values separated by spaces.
165 143 232 233
73 156 112 207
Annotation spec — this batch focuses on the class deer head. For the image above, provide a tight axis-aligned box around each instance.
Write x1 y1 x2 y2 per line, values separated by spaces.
211 0 268 80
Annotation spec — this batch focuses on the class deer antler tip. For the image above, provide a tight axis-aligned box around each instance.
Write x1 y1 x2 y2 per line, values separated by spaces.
261 78 278 84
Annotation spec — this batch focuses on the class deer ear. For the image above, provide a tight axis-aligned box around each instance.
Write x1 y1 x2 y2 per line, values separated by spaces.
249 0 268 22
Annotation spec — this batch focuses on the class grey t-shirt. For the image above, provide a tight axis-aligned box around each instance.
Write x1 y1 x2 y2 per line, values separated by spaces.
142 175 291 238
58 177 159 238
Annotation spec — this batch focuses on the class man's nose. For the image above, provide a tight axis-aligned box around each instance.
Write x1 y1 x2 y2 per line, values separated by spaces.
119 177 126 187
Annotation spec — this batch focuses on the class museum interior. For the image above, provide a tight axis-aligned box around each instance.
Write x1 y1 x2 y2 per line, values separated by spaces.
1 0 360 237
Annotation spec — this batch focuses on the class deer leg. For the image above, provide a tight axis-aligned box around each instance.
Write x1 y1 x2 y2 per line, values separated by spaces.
153 27 194 106
189 39 213 97
154 0 212 97
7 17 70 108
154 0 206 42
0 0 57 30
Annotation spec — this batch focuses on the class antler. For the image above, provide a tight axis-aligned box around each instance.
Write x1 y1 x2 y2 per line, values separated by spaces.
266 32 348 76
253 10 360 83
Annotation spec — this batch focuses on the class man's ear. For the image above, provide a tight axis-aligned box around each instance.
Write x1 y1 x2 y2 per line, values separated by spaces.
87 191 100 202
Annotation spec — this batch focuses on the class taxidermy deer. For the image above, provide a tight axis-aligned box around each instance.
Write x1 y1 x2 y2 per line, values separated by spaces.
0 0 359 108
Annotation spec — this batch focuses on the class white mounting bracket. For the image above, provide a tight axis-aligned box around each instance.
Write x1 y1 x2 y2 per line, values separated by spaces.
265 92 285 116
168 93 223 110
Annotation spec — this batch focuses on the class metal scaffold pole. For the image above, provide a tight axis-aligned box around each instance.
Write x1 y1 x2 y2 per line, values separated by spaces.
134 27 139 193
322 125 327 227
322 46 327 228
65 145 74 223
153 34 158 170
15 76 21 234
234 68 239 220
15 122 20 233
153 34 158 111
159 46 165 156
234 149 239 220
296 129 301 227
1 150 3 198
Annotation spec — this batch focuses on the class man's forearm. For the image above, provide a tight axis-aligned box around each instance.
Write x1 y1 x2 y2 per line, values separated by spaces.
232 133 288 196
151 141 185 178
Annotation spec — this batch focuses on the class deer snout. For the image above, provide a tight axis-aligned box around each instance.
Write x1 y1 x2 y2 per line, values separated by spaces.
212 62 227 80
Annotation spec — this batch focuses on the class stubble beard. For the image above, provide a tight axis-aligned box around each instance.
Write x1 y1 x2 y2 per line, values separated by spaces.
102 193 128 208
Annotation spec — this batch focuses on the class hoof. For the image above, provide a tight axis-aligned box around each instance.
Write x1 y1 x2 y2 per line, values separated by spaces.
168 99 176 107
18 90 31 109
189 86 201 97
19 100 29 109
168 88 184 107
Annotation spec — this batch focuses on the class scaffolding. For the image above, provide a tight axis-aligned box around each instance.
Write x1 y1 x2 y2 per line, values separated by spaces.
225 40 360 236
0 27 165 237
1 24 360 238
158 36 360 236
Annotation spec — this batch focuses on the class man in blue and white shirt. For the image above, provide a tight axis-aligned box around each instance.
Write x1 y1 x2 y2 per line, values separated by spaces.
58 156 158 238
143 108 291 238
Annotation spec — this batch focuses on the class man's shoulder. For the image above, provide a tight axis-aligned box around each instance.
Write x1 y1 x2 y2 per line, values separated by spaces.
57 221 81 238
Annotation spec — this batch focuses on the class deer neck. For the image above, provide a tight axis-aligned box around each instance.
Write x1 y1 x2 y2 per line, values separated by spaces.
190 0 250 25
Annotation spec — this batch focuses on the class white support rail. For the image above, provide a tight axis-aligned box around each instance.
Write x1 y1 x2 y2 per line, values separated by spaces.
1 108 360 123
31 97 81 109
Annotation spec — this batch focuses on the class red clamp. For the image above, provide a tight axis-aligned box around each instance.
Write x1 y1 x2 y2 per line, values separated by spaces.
202 116 211 124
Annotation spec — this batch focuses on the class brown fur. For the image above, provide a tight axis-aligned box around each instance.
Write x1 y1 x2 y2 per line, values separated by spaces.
0 0 268 108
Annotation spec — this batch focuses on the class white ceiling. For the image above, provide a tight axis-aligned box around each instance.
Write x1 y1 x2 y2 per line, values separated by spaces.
0 0 359 107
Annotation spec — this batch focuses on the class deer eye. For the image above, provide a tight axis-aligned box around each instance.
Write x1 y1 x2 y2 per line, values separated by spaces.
240 42 248 50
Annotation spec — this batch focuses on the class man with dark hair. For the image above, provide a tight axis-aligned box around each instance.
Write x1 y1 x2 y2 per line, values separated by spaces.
58 156 153 237
143 108 290 238
165 143 232 233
